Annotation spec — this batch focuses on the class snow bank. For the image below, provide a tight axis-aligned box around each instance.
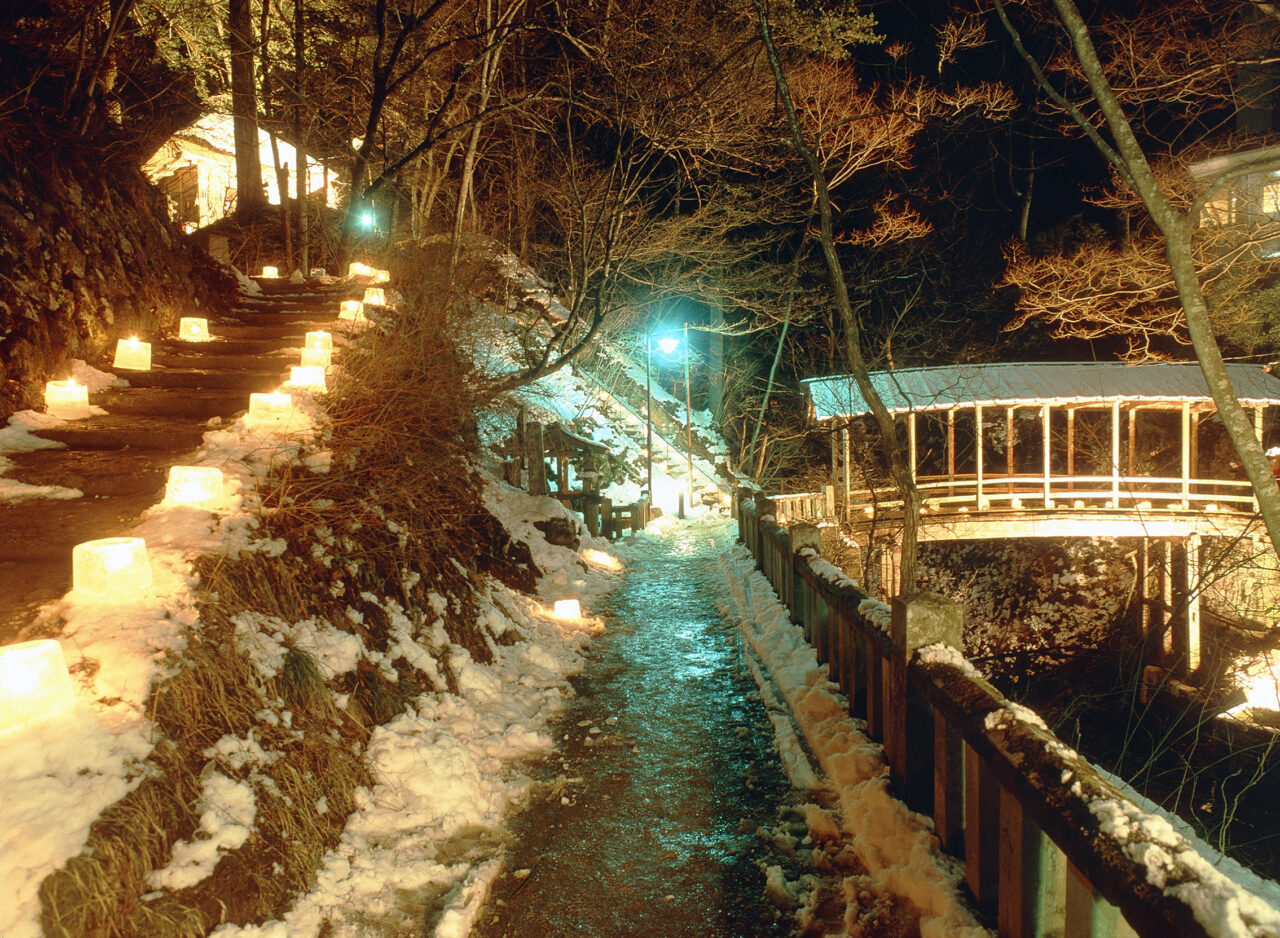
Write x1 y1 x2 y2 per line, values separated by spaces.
720 546 990 938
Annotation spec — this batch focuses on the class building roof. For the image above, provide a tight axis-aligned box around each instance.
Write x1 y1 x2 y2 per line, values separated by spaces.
802 361 1280 420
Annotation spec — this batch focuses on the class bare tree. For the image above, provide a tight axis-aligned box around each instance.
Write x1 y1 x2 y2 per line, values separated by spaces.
994 0 1280 557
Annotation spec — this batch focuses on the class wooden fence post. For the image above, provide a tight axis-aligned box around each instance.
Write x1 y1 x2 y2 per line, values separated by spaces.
791 524 821 633
889 592 962 810
525 421 547 496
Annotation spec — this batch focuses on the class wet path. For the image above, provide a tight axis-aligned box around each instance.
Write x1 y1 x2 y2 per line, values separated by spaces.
477 521 798 937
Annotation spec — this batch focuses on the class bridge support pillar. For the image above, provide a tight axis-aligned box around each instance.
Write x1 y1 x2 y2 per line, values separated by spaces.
1170 534 1202 675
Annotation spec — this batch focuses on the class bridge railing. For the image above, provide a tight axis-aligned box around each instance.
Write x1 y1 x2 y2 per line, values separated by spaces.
842 472 1256 519
737 490 1257 938
770 486 836 525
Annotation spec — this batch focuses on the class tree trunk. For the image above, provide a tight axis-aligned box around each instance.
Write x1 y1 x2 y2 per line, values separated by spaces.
229 0 265 218
294 0 308 274
753 0 920 593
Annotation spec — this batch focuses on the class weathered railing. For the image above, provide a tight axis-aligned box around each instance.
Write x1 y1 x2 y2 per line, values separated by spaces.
737 490 1265 938
771 486 836 525
843 472 1256 519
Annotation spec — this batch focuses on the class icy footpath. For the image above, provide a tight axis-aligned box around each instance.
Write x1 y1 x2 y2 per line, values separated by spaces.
719 544 991 938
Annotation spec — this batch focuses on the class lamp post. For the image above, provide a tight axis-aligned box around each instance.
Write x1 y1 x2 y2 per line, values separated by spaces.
646 328 654 507
683 322 693 514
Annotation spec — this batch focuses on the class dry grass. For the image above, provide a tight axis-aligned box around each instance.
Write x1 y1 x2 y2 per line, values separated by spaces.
39 241 542 936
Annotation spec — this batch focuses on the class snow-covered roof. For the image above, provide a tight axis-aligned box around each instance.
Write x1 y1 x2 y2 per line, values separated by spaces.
802 361 1280 420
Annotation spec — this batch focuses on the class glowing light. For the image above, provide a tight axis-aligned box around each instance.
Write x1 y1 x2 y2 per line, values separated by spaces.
1010 498 1023 509
44 379 90 420
0 641 76 734
372 268 391 283
72 537 152 597
287 365 327 392
339 300 367 323
552 599 582 619
165 466 223 506
348 262 373 278
249 392 294 422
1206 503 1219 512
1073 500 1085 509
261 266 279 278
360 211 373 229
112 337 151 371
300 347 332 368
656 336 680 355
179 318 211 342
362 287 386 307
305 331 333 351
581 548 622 571
1137 500 1153 510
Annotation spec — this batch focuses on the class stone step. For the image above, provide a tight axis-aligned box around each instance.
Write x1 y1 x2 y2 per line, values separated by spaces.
7 449 168 497
225 310 342 329
31 414 212 450
0 488 166 638
155 337 295 357
94 386 248 420
203 321 324 341
116 367 284 392
155 349 297 371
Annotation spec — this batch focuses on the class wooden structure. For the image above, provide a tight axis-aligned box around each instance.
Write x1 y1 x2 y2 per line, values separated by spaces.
737 493 1258 938
804 362 1280 526
506 416 648 539
798 361 1280 674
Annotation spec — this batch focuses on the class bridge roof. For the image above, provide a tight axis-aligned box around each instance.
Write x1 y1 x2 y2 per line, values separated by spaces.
802 361 1280 419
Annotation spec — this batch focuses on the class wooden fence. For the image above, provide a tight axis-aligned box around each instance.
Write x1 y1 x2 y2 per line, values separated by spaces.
737 489 1260 938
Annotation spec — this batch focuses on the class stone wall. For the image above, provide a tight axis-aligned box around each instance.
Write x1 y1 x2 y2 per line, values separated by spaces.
0 150 234 418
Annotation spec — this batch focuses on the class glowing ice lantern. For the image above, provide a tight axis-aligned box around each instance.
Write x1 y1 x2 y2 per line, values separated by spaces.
113 337 151 371
166 465 223 506
288 365 327 392
72 537 152 597
373 268 391 283
45 379 90 419
300 347 332 368
581 548 621 571
261 265 279 278
0 640 76 734
179 317 211 342
305 331 333 351
339 300 367 323
348 261 373 278
552 599 582 620
362 287 386 307
249 392 294 422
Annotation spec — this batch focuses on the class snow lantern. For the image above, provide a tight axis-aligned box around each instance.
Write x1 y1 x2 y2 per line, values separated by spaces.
348 261 373 278
261 266 279 278
0 640 76 734
44 379 90 420
300 347 332 369
288 366 327 392
179 318 211 342
73 537 152 597
113 337 151 371
305 331 333 351
552 599 582 620
249 392 294 422
581 548 621 571
362 287 386 307
165 466 223 506
338 301 367 323
372 268 391 284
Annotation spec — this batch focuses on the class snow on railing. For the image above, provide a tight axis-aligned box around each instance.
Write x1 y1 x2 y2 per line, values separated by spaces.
732 488 1276 938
